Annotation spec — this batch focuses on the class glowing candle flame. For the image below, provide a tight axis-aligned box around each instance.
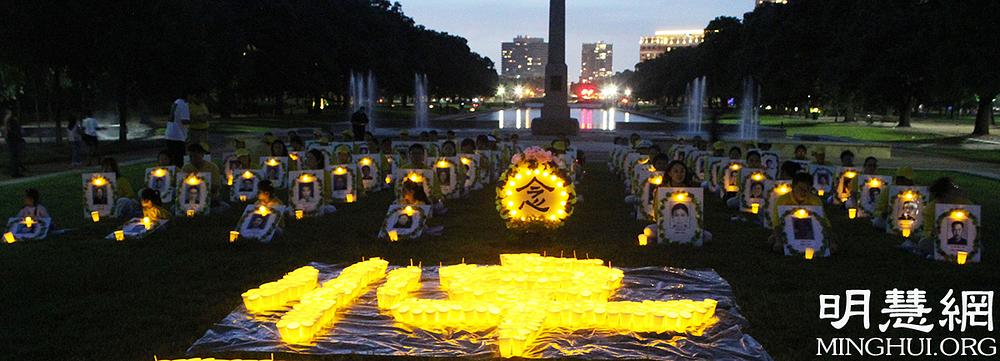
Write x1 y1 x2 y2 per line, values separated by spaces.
868 178 882 188
388 230 399 242
385 175 392 184
346 194 355 203
152 168 168 178
258 206 271 217
844 171 858 179
804 247 815 260
3 232 15 244
142 217 152 230
114 230 125 241
775 184 791 196
751 203 760 214
229 231 239 243
360 158 372 166
186 209 196 217
649 176 663 185
299 173 315 183
950 210 967 221
956 251 968 265
901 191 916 202
22 217 35 228
295 210 304 220
460 157 472 165
672 192 689 203
752 173 764 181
638 234 648 246
817 189 825 196
266 158 280 167
334 167 347 175
92 177 108 187
730 164 741 171
185 176 202 186
91 211 101 223
437 160 449 168
848 208 858 219
242 170 255 179
794 209 809 219
408 173 423 183
404 206 415 217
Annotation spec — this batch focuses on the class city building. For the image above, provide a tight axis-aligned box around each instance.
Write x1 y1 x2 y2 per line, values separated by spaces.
501 36 548 80
580 42 613 84
639 29 705 62
756 0 788 7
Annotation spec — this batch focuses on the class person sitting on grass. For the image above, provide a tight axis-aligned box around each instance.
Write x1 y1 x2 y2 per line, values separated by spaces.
255 180 283 209
181 142 228 212
156 150 174 167
777 160 803 180
839 150 855 167
101 157 140 219
904 177 970 256
16 188 50 219
771 172 826 252
872 167 915 230
862 156 878 175
140 188 171 222
396 179 443 236
793 144 808 161
404 143 428 169
661 160 693 188
812 149 828 165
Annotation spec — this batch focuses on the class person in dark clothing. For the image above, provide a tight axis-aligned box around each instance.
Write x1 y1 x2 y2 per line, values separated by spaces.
351 107 369 141
3 107 26 177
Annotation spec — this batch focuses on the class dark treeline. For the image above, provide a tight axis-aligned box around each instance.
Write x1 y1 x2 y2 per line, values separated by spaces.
629 0 1000 135
0 0 498 143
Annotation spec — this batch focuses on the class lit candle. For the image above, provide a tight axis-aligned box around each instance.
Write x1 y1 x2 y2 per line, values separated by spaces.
817 189 825 196
346 194 355 203
142 217 152 230
956 251 968 265
239 195 248 202
385 175 393 184
750 203 760 214
230 231 240 243
899 219 914 238
295 210 304 220
3 232 15 244
186 209 196 217
114 230 125 241
848 208 858 219
804 247 815 260
638 234 648 246
388 230 399 242
91 211 100 223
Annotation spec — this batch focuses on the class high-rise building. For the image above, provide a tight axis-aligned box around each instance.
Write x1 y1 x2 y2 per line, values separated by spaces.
639 29 705 62
501 36 548 80
580 42 613 84
756 0 788 7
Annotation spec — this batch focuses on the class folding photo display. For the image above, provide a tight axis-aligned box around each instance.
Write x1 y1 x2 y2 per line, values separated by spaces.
686 151 709 182
433 157 462 199
740 168 771 214
326 164 359 203
858 175 892 218
760 151 780 179
457 153 482 191
378 204 432 242
705 157 725 193
887 186 929 238
720 160 745 197
655 187 704 246
82 172 117 219
394 168 435 203
933 204 982 265
230 170 260 203
477 150 497 185
636 171 663 221
809 165 837 197
289 170 325 216
777 205 831 258
106 217 167 241
176 172 212 216
145 166 176 204
833 167 860 204
5 216 51 242
260 156 289 189
354 155 382 192
233 204 284 243
761 180 793 229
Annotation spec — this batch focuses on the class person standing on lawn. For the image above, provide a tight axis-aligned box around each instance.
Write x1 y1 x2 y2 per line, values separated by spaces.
81 111 101 166
350 107 369 142
2 107 26 177
164 92 190 168
187 92 210 145
66 115 83 167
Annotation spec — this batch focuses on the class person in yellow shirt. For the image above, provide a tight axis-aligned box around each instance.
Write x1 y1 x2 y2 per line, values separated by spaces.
181 143 226 212
771 172 825 252
100 157 140 219
872 167 915 231
187 92 211 145
139 188 171 222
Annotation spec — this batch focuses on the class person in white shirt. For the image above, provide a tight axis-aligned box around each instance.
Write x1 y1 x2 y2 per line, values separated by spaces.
164 94 190 167
81 112 100 166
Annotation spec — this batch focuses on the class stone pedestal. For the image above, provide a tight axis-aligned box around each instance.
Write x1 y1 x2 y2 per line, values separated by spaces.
531 0 578 136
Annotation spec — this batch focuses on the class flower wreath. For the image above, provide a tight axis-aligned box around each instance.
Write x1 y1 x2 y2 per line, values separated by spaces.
496 147 577 231
655 189 704 245
777 208 833 256
933 208 981 263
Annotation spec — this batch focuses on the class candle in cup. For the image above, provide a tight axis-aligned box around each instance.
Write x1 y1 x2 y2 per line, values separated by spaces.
239 195 248 202
638 234 648 246
804 247 815 260
295 210 304 220
387 230 399 242
114 230 125 241
3 232 15 244
229 231 240 243
848 208 858 219
91 211 100 222
750 203 760 214
142 217 152 230
186 209 196 217
817 189 825 196
346 194 355 203
956 251 968 265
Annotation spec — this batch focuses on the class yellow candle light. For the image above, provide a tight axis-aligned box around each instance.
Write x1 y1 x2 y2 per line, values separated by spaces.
295 210 304 220
22 216 35 228
729 163 741 171
385 175 393 184
142 217 152 230
638 234 648 246
186 209 196 217
817 189 825 196
152 168 168 178
844 171 858 179
227 174 234 186
114 230 125 241
229 231 240 243
868 178 882 188
346 194 356 203
649 176 663 185
265 158 280 167
775 184 791 196
848 208 858 219
334 167 347 175
257 206 271 217
299 173 315 183
289 152 300 161
956 251 969 265
185 176 202 186
804 247 815 260
91 211 101 223
899 219 914 238
751 203 760 214
794 209 809 219
239 195 248 202
672 192 689 203
408 173 424 183
242 170 255 179
404 206 415 217
92 177 107 187
388 230 399 242
751 173 764 181
360 157 372 166
3 232 15 244
460 157 472 165
436 160 449 168
950 210 967 221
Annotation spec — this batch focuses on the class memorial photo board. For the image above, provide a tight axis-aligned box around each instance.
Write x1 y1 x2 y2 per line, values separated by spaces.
260 156 289 189
740 169 770 213
761 180 792 229
777 205 830 257
234 204 283 243
434 158 461 199
327 164 358 203
833 167 860 203
230 170 260 203
378 204 431 241
859 175 892 217
289 170 325 216
82 172 117 218
761 151 780 179
656 187 704 246
176 172 211 216
809 165 836 197
145 166 176 203
458 153 481 190
887 186 929 236
933 204 982 264
354 155 382 192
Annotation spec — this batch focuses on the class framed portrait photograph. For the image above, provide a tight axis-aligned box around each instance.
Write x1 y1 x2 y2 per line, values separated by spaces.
326 164 358 203
778 205 830 257
809 165 836 196
82 172 117 218
740 169 771 213
230 170 260 202
259 156 289 189
761 151 780 179
289 170 325 215
655 187 704 246
458 153 481 190
434 158 461 199
761 180 793 229
235 205 283 242
378 204 431 241
145 166 176 204
887 186 929 236
933 204 981 264
176 172 211 216
354 155 382 192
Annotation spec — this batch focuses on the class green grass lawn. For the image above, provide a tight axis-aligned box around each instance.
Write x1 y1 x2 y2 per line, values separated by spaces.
0 161 997 360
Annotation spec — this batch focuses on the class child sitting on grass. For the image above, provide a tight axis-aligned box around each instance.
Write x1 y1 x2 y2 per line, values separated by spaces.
17 188 50 219
140 188 171 222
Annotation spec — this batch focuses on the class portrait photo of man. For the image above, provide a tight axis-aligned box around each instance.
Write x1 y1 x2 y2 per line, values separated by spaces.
946 221 968 245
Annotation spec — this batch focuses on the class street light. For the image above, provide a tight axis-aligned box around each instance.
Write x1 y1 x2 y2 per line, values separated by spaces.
624 88 632 97
496 85 506 98
513 84 525 99
601 84 619 100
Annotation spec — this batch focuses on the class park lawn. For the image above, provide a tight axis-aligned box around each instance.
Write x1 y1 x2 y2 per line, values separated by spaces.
0 161 997 361
920 148 1000 164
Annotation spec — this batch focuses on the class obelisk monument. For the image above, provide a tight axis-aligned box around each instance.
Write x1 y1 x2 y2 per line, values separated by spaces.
532 0 579 136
